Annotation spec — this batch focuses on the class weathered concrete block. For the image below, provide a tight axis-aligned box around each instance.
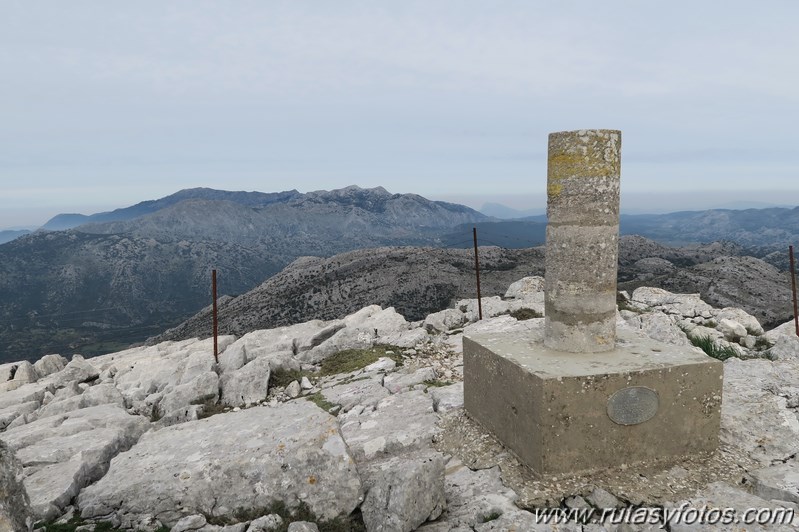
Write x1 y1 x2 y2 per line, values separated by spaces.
464 324 723 474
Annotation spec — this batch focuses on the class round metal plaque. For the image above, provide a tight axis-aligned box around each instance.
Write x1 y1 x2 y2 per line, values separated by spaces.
607 386 659 426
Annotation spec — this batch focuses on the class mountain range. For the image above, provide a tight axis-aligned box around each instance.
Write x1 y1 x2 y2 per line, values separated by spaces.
0 186 487 362
1 186 797 363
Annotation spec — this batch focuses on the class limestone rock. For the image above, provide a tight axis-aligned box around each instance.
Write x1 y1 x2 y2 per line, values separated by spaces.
718 318 747 341
285 380 301 399
721 358 799 466
627 312 690 346
300 327 377 364
78 402 361 528
286 523 319 532
383 367 436 394
48 355 100 388
584 486 623 510
667 481 798 531
424 309 467 334
248 514 283 531
361 450 446 532
219 357 271 406
13 361 38 384
0 400 39 431
171 514 207 532
340 390 438 462
362 357 396 373
768 335 799 360
417 458 521 531
157 371 219 418
3 404 149 521
0 440 33 532
458 297 510 322
747 461 799 504
504 276 545 299
429 382 464 413
716 307 763 335
378 328 430 348
631 287 713 317
343 306 409 336
300 376 313 390
321 375 389 413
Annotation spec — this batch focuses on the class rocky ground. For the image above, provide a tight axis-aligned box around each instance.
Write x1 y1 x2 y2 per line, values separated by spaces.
1 277 799 531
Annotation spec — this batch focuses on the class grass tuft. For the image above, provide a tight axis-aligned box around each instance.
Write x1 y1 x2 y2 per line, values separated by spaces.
305 392 339 413
320 345 404 376
688 334 739 361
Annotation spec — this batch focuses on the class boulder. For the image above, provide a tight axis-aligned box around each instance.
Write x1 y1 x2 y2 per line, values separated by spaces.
361 450 446 532
248 514 283 531
0 440 33 532
79 402 361 528
343 306 409 336
717 307 764 336
424 309 467 334
0 400 39 430
300 327 377 364
287 523 319 532
219 357 272 406
13 361 38 385
503 276 545 299
768 335 799 360
457 297 510 322
33 354 68 379
718 318 747 342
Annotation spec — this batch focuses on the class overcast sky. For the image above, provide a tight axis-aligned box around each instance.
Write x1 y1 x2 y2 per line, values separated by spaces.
2 1 798 227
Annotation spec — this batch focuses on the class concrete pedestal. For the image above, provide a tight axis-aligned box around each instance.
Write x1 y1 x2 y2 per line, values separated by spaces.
463 323 723 475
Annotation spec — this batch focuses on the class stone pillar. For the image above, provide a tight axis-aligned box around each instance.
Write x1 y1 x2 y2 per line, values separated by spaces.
544 129 621 353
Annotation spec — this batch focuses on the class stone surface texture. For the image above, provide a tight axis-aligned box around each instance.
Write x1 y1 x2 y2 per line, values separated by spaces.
544 129 621 353
78 402 361 528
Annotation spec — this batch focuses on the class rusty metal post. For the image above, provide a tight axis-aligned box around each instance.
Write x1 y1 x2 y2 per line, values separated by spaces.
212 269 219 362
473 227 483 320
790 246 799 337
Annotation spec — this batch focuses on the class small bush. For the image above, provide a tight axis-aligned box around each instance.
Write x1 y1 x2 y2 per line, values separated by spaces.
510 308 542 321
480 511 502 523
270 368 308 388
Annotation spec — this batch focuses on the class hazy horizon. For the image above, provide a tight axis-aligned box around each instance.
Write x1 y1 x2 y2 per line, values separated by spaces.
4 185 799 230
2 2 798 227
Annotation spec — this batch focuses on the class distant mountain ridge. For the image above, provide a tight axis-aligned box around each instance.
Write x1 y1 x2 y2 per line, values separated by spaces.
41 187 303 230
0 186 487 362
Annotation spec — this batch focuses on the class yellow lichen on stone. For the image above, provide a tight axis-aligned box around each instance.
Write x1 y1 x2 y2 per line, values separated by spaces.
547 183 563 198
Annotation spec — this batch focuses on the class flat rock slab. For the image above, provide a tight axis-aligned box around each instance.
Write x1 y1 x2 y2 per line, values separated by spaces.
748 461 799 504
668 481 799 531
1 404 149 521
340 390 438 462
78 401 362 528
721 358 799 465
321 375 389 412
